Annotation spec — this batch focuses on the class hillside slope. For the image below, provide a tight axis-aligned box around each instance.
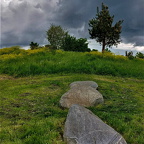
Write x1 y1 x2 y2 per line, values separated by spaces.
0 47 144 79
0 74 144 144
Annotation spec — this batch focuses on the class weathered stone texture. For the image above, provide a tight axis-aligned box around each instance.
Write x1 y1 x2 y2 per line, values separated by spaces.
64 104 127 144
70 81 98 89
60 81 103 108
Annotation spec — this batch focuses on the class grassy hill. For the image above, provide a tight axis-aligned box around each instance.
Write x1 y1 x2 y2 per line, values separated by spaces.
0 46 144 78
0 47 144 144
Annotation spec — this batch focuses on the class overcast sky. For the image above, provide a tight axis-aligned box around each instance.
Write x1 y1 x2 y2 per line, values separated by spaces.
1 0 144 54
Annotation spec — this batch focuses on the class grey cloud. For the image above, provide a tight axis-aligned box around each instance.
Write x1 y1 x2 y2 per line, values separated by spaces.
56 0 144 46
1 0 144 48
55 0 99 38
1 0 56 47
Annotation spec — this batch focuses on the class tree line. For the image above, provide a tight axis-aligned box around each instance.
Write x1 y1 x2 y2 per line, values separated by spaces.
30 3 123 52
29 3 143 58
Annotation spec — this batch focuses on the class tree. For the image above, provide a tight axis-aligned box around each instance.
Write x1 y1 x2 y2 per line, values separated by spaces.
125 51 134 59
105 48 111 53
89 3 123 53
61 35 90 52
29 42 39 50
136 52 144 59
46 24 68 49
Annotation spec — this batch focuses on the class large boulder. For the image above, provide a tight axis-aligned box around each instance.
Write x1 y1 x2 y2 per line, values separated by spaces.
60 86 103 108
64 104 127 144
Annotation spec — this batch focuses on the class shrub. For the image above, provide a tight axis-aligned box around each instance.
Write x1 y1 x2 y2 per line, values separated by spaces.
30 42 39 50
105 48 111 53
92 49 98 52
62 35 90 52
0 46 24 55
136 52 144 59
125 51 135 60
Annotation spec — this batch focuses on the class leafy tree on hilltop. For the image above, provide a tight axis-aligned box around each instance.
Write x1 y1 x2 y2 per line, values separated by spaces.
46 24 68 49
89 3 123 53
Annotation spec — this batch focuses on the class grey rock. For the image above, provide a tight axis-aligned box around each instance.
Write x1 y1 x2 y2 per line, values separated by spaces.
60 85 103 108
70 81 98 89
64 104 127 144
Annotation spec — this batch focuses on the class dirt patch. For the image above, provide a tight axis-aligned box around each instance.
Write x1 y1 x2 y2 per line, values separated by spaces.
19 93 32 97
0 75 15 80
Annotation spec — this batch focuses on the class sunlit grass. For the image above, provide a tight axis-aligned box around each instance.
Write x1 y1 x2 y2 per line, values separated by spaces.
0 74 144 144
0 46 144 143
0 46 144 78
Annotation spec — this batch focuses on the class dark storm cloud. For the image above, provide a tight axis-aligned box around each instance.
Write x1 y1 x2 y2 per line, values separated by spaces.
1 0 58 47
106 0 144 46
55 0 98 36
56 0 144 46
1 0 144 48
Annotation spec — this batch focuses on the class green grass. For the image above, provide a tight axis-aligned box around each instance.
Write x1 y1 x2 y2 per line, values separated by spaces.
0 47 144 78
0 74 144 144
0 47 144 143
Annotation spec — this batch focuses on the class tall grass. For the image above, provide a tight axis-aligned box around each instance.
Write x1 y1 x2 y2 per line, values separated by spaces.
0 47 144 78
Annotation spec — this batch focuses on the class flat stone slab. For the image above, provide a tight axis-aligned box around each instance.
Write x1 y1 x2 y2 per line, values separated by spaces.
64 104 127 144
60 85 103 108
70 81 98 89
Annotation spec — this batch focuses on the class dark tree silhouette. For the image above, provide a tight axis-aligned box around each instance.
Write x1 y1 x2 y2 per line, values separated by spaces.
89 3 123 53
29 42 39 50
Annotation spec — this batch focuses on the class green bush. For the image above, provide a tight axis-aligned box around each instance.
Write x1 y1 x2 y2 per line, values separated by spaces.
0 46 25 55
62 35 90 52
30 42 39 50
136 52 144 59
125 51 135 60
